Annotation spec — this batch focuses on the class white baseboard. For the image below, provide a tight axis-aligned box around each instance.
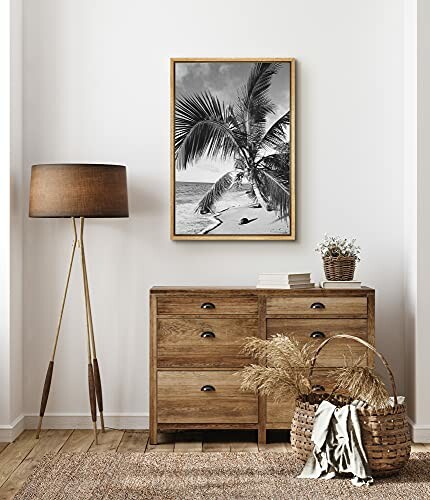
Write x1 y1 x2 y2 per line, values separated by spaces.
0 413 149 442
408 417 430 443
24 413 149 431
0 414 25 442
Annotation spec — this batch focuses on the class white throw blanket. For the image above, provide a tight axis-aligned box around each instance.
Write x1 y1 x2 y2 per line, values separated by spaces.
298 400 373 486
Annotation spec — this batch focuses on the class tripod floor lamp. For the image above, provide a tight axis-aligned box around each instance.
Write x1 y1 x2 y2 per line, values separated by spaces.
29 164 129 444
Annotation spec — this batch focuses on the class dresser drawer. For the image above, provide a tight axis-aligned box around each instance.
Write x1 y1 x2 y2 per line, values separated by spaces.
157 318 258 368
266 296 367 316
157 371 258 423
157 296 258 315
267 399 295 425
266 318 368 367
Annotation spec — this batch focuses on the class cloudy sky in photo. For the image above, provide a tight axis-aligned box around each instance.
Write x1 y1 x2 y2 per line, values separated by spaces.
175 61 291 183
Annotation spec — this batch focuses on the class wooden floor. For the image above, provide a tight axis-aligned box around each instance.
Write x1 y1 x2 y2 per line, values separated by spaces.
0 429 428 500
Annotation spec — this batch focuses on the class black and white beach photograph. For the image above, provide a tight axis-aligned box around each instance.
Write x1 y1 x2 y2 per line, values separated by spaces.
171 58 295 240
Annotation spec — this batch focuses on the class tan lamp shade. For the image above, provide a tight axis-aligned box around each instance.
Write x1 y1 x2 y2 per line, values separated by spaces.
29 164 129 218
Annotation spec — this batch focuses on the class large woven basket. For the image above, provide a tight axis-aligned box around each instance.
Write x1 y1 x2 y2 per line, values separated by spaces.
323 255 356 280
290 334 411 477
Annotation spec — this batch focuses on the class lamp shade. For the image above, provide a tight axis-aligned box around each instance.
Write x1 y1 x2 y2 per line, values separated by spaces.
29 164 129 218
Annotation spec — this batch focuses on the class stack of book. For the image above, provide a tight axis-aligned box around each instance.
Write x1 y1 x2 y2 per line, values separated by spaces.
257 272 315 289
320 280 362 289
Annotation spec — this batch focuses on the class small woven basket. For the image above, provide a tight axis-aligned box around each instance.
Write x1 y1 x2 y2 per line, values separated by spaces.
290 334 411 477
323 256 356 281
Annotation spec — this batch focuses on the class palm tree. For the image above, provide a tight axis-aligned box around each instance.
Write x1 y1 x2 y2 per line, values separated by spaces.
175 62 291 222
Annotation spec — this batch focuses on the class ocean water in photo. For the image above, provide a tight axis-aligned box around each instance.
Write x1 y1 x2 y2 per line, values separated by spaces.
175 181 245 235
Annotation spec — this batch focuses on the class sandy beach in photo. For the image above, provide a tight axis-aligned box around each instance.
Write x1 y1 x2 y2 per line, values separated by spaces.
207 202 288 235
175 182 289 235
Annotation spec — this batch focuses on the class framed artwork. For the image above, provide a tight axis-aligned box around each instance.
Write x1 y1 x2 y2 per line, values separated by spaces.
171 58 295 240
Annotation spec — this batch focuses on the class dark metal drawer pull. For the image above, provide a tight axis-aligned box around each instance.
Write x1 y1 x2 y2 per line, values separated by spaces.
201 302 215 310
310 331 325 339
201 385 216 392
312 384 325 392
201 331 216 338
310 302 325 309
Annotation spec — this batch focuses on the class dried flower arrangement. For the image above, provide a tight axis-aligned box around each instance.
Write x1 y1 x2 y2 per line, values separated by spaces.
315 234 361 260
240 335 313 401
241 335 390 409
333 351 390 409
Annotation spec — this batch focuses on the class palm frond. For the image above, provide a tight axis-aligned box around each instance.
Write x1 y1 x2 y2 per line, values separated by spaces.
195 171 235 213
259 111 290 150
255 168 290 218
258 150 290 177
235 63 281 145
228 113 249 143
238 63 281 122
175 91 240 170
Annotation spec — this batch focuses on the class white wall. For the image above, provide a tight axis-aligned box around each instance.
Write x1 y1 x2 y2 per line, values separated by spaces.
22 0 406 424
407 0 430 440
0 0 12 429
416 0 430 432
0 0 24 440
403 0 417 425
402 0 430 442
10 0 24 428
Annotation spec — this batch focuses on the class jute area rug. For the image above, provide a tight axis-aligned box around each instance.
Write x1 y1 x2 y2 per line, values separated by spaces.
16 452 430 500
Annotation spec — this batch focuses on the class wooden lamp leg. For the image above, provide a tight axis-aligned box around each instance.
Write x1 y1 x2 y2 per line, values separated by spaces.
87 362 98 443
36 218 78 439
92 359 105 432
79 217 98 444
80 219 105 432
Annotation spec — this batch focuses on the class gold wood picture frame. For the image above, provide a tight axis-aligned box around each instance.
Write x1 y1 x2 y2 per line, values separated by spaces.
171 58 296 241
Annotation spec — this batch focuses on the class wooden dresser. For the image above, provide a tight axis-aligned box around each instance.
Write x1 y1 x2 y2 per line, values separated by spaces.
150 286 375 444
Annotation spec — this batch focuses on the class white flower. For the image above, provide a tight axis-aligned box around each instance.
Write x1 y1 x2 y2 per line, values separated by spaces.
315 234 361 261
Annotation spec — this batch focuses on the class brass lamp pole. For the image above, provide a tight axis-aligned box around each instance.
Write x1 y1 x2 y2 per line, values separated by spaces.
29 164 129 443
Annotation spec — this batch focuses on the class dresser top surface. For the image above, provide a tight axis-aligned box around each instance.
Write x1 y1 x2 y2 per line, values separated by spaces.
150 286 374 296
